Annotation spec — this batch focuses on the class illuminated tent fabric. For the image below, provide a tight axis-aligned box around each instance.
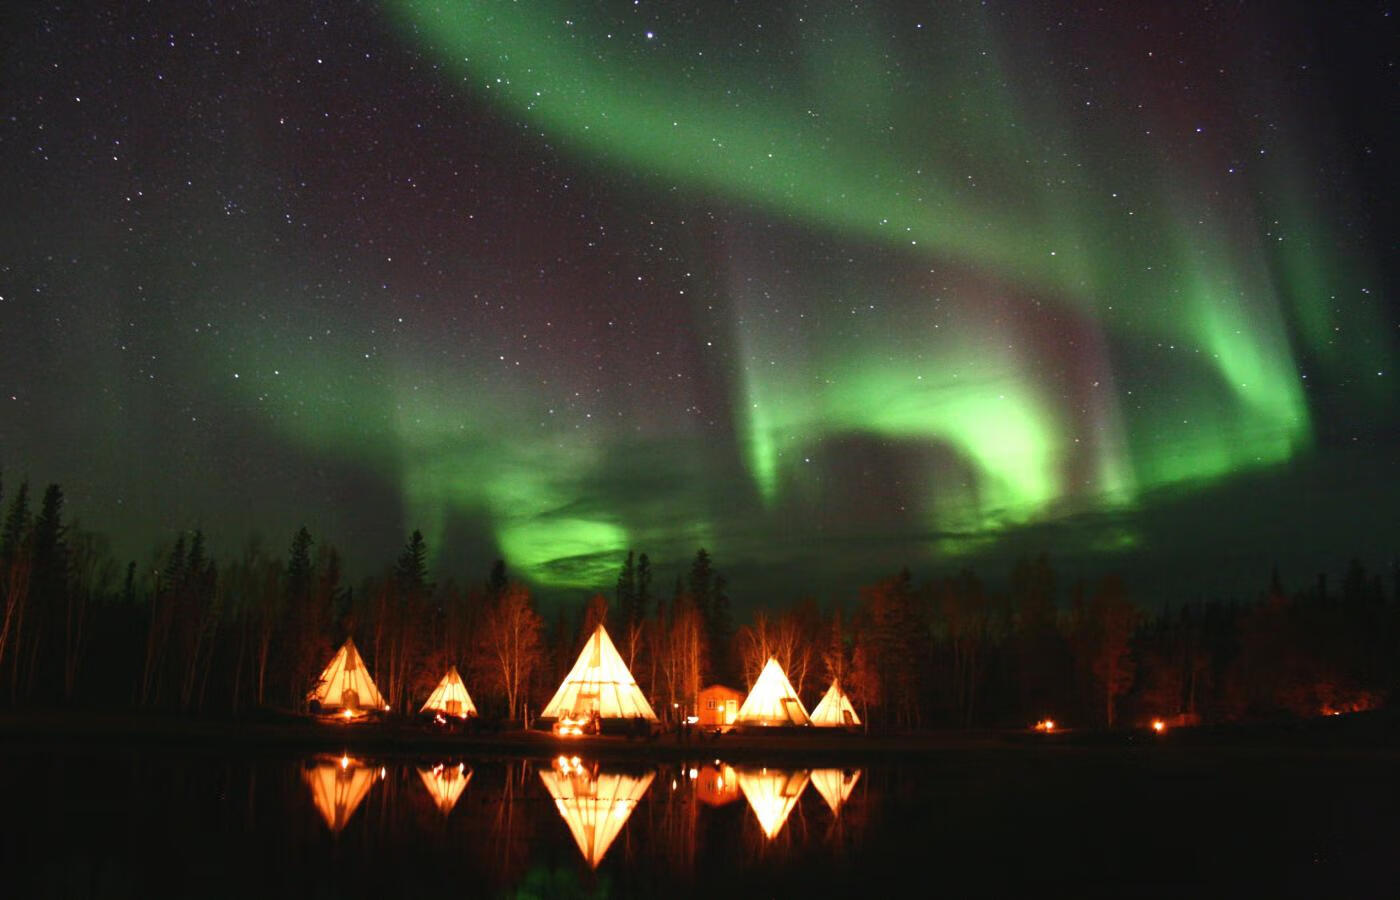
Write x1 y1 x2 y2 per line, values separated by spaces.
538 759 655 867
417 763 472 815
737 768 810 839
420 666 477 717
306 638 387 712
539 624 657 722
304 756 377 833
735 658 810 726
810 768 861 815
809 680 860 727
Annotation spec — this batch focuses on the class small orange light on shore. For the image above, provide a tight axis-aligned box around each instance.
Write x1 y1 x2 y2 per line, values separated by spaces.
1034 719 1055 732
1152 719 1166 733
342 709 354 719
340 754 350 770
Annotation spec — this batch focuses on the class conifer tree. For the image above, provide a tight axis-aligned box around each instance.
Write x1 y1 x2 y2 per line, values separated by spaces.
286 527 313 606
636 553 653 620
1 480 30 566
615 550 637 625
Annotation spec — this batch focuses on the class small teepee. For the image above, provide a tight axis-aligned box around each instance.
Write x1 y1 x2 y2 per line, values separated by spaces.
307 638 387 714
737 768 810 839
810 768 862 815
539 624 657 724
735 658 809 726
809 680 861 727
421 666 477 718
538 759 655 867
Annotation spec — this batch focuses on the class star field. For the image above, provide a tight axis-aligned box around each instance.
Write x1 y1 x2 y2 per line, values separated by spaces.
1 1 1395 605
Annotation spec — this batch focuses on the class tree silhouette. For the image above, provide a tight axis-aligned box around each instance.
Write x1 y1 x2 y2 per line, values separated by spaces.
1085 576 1139 727
485 582 543 725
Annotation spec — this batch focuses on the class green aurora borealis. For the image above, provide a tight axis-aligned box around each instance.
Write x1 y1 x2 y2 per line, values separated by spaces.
1 1 1394 603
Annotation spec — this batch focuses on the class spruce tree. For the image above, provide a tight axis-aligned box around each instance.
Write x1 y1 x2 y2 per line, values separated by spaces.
395 530 430 599
636 553 653 621
286 527 314 605
31 485 68 602
616 550 637 626
1 480 30 566
488 558 508 599
688 549 714 620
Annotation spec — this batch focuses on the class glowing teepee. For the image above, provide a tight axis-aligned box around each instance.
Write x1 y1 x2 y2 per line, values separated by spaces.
417 762 472 815
304 755 377 832
420 666 477 718
810 768 862 815
809 680 861 727
540 624 657 722
735 658 810 726
737 767 810 839
306 638 387 714
538 757 655 867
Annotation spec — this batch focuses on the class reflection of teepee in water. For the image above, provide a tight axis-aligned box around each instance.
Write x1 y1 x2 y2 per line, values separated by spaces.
417 762 472 815
538 757 655 867
737 768 810 839
304 755 377 832
809 768 861 815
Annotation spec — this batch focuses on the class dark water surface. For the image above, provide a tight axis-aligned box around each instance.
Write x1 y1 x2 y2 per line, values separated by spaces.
2 742 1394 897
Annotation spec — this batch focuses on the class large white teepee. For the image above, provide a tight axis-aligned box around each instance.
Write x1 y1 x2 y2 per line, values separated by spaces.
809 680 861 727
737 768 810 839
538 759 655 867
810 768 862 815
306 638 387 713
735 658 809 726
304 755 377 833
539 624 657 722
420 666 477 718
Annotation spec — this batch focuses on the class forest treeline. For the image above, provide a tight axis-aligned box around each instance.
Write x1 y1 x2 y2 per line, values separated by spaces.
0 475 1395 728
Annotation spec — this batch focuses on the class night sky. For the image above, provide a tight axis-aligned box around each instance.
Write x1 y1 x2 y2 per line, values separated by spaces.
2 1 1395 608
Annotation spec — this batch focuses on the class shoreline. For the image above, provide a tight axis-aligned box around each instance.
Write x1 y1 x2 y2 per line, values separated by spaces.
1 707 1395 764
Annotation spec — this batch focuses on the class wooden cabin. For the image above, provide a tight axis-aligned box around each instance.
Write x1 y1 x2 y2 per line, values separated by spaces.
697 684 744 730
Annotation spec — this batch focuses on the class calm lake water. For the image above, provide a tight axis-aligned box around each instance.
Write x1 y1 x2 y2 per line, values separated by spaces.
2 742 1394 897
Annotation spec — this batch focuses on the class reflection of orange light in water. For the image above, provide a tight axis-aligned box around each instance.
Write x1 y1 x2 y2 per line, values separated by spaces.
1151 719 1166 734
737 768 810 839
555 755 586 776
417 761 473 815
305 755 376 833
696 763 740 807
538 762 655 867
